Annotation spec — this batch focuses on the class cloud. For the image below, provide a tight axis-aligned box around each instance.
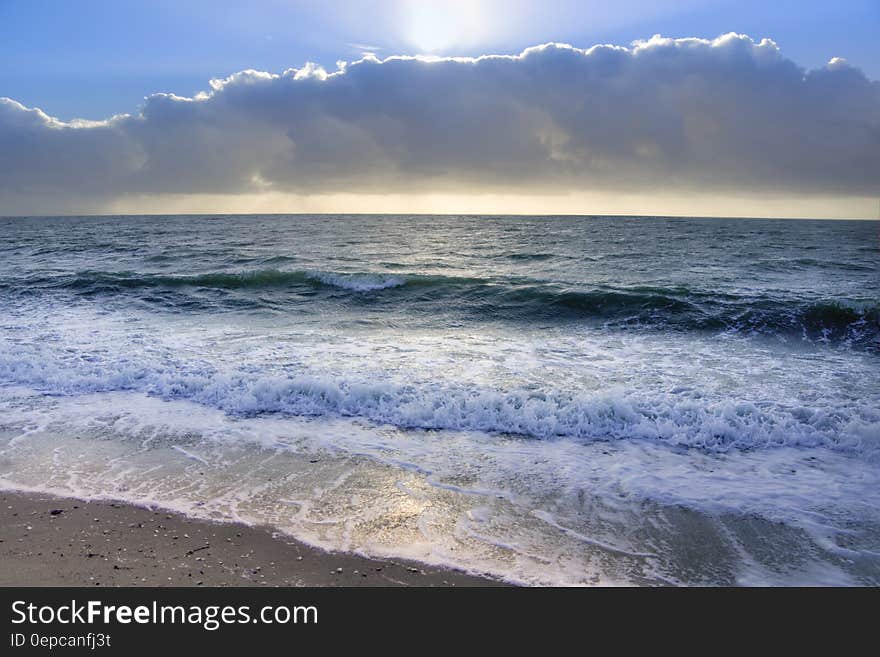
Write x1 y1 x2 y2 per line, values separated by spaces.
1 33 878 214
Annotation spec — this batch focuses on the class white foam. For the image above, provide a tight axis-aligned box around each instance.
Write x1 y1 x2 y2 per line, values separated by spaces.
531 510 658 558
306 270 406 291
1 387 878 585
1 334 877 454
1 297 878 584
171 445 211 465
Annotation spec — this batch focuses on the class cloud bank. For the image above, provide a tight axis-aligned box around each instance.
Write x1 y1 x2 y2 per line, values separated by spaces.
1 33 879 215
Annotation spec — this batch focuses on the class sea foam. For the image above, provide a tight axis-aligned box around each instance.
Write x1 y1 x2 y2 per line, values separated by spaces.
1 343 877 454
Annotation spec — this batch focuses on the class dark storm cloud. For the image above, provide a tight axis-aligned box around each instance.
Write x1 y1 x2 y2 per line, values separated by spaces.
1 33 878 209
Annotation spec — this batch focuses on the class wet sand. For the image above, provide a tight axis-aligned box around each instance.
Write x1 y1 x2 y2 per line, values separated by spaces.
0 491 505 587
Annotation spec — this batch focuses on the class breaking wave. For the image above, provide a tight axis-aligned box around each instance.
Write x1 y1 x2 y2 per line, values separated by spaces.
3 269 877 348
0 350 877 455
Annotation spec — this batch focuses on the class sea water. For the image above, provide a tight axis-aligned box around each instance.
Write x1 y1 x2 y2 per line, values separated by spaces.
0 214 877 585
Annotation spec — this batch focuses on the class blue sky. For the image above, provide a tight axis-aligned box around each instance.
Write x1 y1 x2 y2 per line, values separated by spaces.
2 0 879 120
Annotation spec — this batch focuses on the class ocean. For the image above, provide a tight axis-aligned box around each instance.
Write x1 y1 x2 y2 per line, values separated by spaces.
0 213 878 585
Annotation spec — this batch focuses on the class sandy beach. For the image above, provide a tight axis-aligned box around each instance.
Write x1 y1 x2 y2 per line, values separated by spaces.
0 491 503 587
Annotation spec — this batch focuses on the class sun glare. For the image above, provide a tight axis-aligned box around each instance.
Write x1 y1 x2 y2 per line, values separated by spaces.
401 0 487 54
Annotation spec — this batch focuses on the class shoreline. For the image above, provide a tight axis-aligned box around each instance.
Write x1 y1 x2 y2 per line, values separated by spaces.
0 490 506 587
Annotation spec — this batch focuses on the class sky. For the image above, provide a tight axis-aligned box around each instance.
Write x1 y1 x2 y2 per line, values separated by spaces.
1 0 879 218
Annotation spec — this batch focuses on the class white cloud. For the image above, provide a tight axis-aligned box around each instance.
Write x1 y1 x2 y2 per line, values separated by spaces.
1 33 878 214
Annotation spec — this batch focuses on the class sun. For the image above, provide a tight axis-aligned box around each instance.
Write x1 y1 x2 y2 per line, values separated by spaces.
401 0 488 54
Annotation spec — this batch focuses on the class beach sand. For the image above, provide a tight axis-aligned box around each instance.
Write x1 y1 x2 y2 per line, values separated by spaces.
0 491 503 587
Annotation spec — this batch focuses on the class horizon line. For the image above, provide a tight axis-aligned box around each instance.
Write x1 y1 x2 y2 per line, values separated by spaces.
2 211 877 222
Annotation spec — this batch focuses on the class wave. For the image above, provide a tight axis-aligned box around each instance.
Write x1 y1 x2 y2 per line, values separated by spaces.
756 257 877 273
15 268 471 294
304 270 406 291
52 269 408 291
3 269 878 348
1 351 877 455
